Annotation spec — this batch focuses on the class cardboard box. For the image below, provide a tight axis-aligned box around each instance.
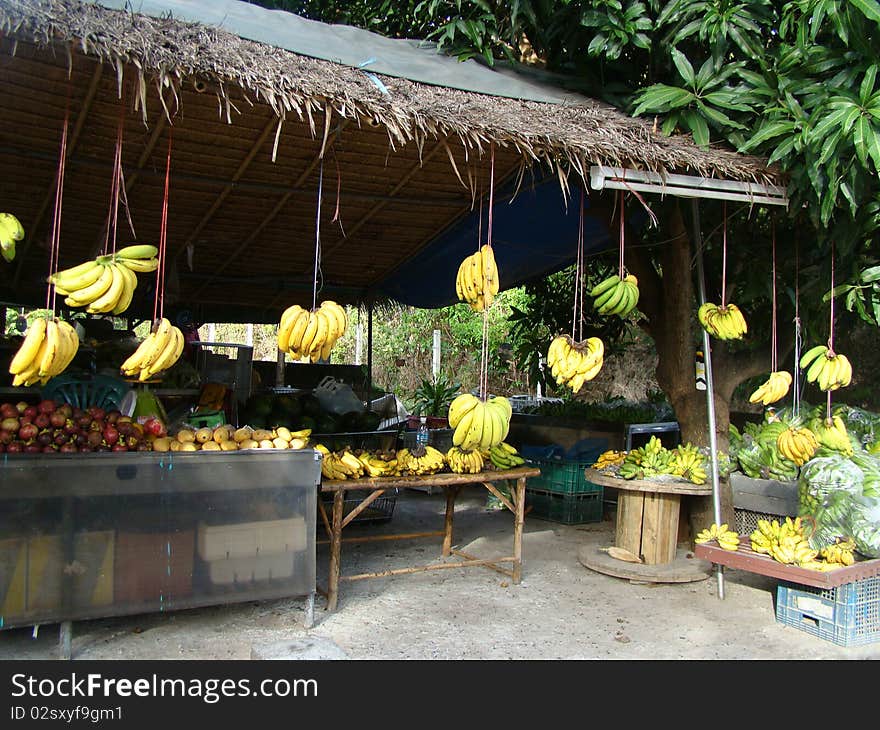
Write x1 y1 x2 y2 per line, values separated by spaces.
197 517 306 561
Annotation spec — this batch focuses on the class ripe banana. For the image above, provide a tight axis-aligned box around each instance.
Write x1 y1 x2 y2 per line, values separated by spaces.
698 302 748 340
8 317 48 375
0 213 24 262
800 345 852 391
455 245 499 312
119 318 183 381
277 300 347 362
8 317 78 385
546 334 604 393
748 370 792 406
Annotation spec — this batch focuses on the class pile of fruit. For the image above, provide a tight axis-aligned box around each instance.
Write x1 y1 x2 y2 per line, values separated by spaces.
277 300 348 363
455 244 499 312
0 400 157 453
616 436 710 485
154 424 311 452
592 450 627 469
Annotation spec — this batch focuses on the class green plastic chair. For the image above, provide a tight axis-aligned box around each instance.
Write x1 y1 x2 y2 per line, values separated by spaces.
40 373 132 411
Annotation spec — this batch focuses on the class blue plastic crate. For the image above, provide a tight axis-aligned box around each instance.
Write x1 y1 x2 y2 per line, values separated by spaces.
776 576 880 647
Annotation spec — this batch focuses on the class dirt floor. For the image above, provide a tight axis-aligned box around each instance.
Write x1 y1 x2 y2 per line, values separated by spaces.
1 486 878 660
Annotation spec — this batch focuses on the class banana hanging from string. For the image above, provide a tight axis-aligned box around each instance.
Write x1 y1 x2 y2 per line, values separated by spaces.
590 273 639 317
799 344 853 391
546 334 604 394
697 302 748 340
455 244 499 312
277 300 348 363
0 212 25 262
49 244 159 315
8 316 80 386
748 370 792 406
119 317 185 382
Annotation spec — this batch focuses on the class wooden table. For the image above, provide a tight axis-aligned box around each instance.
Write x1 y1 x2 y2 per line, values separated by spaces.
318 466 540 611
585 468 712 565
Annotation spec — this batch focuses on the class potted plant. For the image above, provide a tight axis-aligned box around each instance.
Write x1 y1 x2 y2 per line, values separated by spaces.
409 374 461 429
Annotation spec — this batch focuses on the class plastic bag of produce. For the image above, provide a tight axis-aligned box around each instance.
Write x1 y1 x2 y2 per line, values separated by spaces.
847 493 880 558
833 404 880 447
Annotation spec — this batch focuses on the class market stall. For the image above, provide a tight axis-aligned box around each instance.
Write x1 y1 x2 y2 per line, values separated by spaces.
0 0 791 657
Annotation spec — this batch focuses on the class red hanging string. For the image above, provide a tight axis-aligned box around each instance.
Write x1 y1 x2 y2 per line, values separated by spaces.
572 188 585 341
721 202 728 307
479 145 496 401
153 128 173 323
103 95 126 257
46 88 71 314
826 240 836 420
771 219 777 372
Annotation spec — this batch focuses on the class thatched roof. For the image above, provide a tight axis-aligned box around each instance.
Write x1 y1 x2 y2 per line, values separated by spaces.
0 0 782 323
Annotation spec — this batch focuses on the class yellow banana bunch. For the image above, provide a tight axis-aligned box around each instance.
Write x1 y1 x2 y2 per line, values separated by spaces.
668 444 708 484
447 393 511 451
356 449 399 477
8 317 79 386
776 427 819 466
695 523 740 550
455 244 499 312
119 317 185 382
807 415 853 456
592 450 627 469
0 212 25 262
397 445 446 475
799 344 853 391
488 442 526 469
819 539 856 567
50 245 158 315
697 302 748 340
446 445 484 474
546 334 604 394
748 370 792 406
590 273 640 317
315 444 366 480
277 300 347 363
749 517 821 566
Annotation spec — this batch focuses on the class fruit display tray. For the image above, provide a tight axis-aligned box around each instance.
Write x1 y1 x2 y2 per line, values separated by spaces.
694 536 880 589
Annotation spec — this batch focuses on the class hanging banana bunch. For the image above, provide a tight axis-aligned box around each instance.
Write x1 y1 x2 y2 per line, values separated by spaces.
8 317 80 386
119 317 185 382
455 244 498 312
0 212 25 262
546 335 604 394
277 300 348 363
49 244 159 316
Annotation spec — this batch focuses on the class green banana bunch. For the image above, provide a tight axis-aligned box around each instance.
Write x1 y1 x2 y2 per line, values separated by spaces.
800 344 853 392
488 442 525 469
807 415 854 457
591 273 640 317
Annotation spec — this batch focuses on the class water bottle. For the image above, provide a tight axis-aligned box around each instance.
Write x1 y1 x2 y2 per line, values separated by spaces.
416 417 430 448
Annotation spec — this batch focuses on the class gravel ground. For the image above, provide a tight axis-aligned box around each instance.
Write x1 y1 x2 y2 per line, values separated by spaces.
1 486 878 660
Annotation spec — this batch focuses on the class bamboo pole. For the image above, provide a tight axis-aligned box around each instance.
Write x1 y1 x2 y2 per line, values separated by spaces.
482 481 515 514
442 485 460 557
339 557 517 582
340 488 388 530
317 530 444 546
327 489 344 611
512 476 526 584
451 549 514 578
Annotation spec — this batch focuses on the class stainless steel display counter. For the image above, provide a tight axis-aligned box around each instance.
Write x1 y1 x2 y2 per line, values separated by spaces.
0 449 320 658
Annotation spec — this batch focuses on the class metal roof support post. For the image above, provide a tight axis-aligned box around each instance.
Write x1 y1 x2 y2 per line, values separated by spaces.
691 199 725 600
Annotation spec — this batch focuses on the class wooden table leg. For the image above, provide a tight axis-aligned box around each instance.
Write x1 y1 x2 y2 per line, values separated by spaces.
512 476 525 584
616 490 645 559
441 485 460 557
326 489 345 612
641 492 681 565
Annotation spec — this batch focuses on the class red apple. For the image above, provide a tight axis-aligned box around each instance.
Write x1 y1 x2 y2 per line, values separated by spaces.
49 411 66 428
58 403 73 419
34 413 51 430
23 405 38 421
18 423 38 442
0 429 13 445
143 417 166 438
88 406 106 420
86 431 103 448
76 415 92 430
7 440 24 453
1 417 19 433
0 403 17 419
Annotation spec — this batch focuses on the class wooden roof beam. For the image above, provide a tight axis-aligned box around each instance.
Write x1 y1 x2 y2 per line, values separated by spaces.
170 114 281 265
188 118 351 300
12 61 103 287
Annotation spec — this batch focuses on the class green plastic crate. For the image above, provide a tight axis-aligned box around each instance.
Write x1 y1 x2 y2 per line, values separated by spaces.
525 488 603 525
776 576 880 647
526 457 602 495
